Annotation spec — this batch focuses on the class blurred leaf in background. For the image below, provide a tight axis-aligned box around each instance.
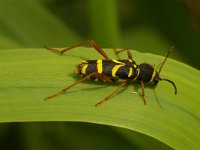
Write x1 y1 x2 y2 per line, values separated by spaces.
0 0 80 48
0 0 199 150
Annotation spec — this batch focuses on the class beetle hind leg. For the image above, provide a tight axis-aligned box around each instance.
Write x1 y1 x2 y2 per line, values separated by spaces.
45 40 110 59
44 72 96 100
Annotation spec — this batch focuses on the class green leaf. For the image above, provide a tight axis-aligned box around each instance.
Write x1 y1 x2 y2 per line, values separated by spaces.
0 47 199 150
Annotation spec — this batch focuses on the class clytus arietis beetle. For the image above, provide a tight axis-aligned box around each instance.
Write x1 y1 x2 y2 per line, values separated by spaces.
44 40 177 106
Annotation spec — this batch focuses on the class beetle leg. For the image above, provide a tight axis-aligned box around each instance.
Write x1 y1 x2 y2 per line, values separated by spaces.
45 40 110 59
95 80 130 107
139 80 147 105
112 47 133 59
93 73 113 83
44 72 96 100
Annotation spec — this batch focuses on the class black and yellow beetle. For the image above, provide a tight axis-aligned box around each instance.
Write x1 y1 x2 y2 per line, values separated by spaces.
44 40 177 106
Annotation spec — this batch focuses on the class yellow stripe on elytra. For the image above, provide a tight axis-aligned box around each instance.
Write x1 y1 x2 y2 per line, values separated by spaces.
81 64 88 74
112 59 125 65
112 65 123 77
128 68 133 77
149 67 157 84
97 59 103 73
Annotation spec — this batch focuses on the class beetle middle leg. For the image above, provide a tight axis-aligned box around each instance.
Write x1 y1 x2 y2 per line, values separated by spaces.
95 80 130 107
112 47 133 60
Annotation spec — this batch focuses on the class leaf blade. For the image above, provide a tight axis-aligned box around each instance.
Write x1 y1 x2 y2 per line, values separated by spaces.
0 48 199 149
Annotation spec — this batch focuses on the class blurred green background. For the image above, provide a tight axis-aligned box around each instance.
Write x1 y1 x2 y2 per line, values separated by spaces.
0 0 199 149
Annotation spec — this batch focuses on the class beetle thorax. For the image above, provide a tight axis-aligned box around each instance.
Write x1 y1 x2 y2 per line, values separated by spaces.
137 63 158 85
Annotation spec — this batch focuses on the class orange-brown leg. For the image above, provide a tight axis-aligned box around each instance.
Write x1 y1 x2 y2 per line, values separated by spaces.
45 40 109 60
139 80 147 105
95 81 130 107
112 47 133 59
44 72 96 100
93 73 113 83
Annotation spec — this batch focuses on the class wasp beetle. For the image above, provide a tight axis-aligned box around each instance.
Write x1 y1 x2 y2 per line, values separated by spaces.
44 40 177 106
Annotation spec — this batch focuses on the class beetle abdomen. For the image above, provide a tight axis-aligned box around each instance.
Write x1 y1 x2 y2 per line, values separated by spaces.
76 59 137 79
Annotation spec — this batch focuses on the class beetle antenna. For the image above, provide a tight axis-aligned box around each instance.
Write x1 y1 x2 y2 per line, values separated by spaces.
158 45 174 74
159 78 177 95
